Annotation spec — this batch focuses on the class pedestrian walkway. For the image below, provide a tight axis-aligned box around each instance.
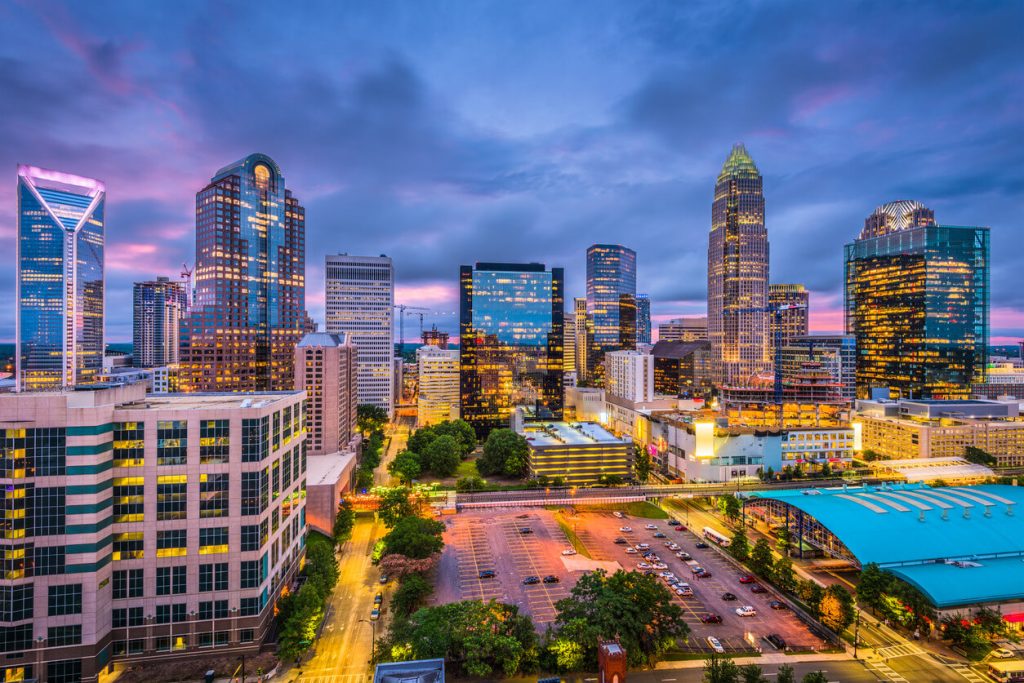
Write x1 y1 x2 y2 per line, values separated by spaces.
865 659 910 682
875 642 926 659
653 652 851 670
947 662 987 682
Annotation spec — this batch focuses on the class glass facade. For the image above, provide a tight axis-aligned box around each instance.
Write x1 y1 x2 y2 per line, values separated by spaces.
844 201 989 399
133 277 187 368
636 293 651 345
586 244 636 376
460 263 564 435
16 165 105 391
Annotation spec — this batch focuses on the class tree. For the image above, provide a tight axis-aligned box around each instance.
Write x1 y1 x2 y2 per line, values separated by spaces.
389 450 422 485
392 573 434 617
433 420 477 457
818 585 856 633
407 425 436 458
356 467 374 490
775 526 792 555
378 553 439 578
424 435 460 477
547 637 585 671
634 445 653 483
718 495 741 526
775 665 796 683
856 562 889 612
750 538 774 578
478 428 530 478
772 556 797 594
382 516 445 559
740 663 767 683
357 404 388 435
801 673 828 683
377 487 417 528
456 475 487 492
728 526 750 562
552 569 689 668
797 579 825 614
278 581 324 661
702 653 739 683
333 498 355 543
600 474 624 486
965 445 997 467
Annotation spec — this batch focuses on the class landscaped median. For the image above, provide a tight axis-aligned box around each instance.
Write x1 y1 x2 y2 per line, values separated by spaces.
551 509 592 558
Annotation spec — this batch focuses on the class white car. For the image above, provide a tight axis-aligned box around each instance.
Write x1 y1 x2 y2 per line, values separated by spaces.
652 563 668 570
735 605 757 617
992 648 1015 659
676 586 693 597
707 636 725 653
561 549 577 556
675 551 691 560
645 524 658 530
636 562 652 569
668 543 681 551
625 547 638 554
613 511 624 519
619 526 633 533
659 571 675 579
636 543 650 550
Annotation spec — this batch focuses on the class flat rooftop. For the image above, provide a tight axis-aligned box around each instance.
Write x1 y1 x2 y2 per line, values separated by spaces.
520 421 627 447
118 391 304 411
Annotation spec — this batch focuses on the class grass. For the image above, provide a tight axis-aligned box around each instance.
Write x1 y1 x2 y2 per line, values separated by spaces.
575 500 669 519
552 511 592 559
455 459 479 479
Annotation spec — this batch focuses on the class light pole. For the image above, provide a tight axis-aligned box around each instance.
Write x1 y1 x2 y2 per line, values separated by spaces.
853 607 862 659
359 618 377 663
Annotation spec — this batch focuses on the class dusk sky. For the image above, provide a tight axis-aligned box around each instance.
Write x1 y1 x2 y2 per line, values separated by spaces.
1 1 1021 343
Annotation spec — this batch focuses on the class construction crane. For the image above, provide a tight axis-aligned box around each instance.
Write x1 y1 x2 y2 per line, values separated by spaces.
393 304 430 344
722 303 808 403
180 262 194 310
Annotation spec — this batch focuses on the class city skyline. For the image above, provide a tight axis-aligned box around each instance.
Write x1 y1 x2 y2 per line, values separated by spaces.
0 2 1021 344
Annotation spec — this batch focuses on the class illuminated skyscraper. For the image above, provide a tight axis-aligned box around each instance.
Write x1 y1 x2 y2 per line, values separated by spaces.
768 283 809 350
460 263 563 435
636 293 651 345
586 244 636 376
845 200 989 399
179 153 306 392
133 276 187 368
707 143 770 386
16 165 105 391
573 297 591 381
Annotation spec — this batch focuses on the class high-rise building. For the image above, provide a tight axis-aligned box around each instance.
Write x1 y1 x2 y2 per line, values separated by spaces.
844 201 989 399
179 154 305 393
573 297 592 381
417 346 460 427
586 244 637 373
768 284 809 349
778 335 856 402
133 277 187 368
324 254 395 417
295 332 358 455
658 317 708 342
563 319 576 373
636 293 651 345
0 382 306 680
421 326 449 349
459 262 563 435
651 340 712 397
16 165 105 391
707 143 770 386
604 350 655 403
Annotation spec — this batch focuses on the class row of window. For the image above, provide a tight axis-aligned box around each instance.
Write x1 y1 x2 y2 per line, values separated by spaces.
111 629 255 658
114 596 263 627
113 558 267 599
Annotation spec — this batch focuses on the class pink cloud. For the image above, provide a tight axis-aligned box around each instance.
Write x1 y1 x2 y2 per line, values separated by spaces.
106 242 178 273
395 283 458 311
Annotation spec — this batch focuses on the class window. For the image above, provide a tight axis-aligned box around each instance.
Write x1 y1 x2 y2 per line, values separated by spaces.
240 597 260 617
240 524 261 552
113 532 144 561
240 629 254 643
155 566 187 596
47 584 81 616
0 585 33 621
154 636 170 652
272 508 279 533
157 476 187 520
30 487 66 536
242 417 268 462
112 569 143 600
198 599 228 621
113 422 145 467
282 451 292 490
113 478 144 523
0 428 65 478
0 624 31 653
155 604 170 624
198 563 228 592
156 530 187 558
47 625 82 647
241 471 267 516
111 607 143 628
173 603 187 623
282 405 293 444
47 660 81 683
199 527 228 554
199 474 229 518
33 545 65 576
272 412 281 451
271 460 280 499
199 420 229 464
157 421 187 465
240 560 260 589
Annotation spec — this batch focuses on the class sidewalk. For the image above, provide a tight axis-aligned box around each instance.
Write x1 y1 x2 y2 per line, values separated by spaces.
654 652 853 670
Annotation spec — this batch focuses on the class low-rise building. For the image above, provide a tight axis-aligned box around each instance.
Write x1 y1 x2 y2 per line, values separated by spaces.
294 333 358 456
564 386 605 423
517 421 632 485
604 350 654 403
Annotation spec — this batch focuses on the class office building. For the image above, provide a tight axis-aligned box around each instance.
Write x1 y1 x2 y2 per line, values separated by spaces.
658 317 708 343
417 346 460 427
768 284 809 348
707 143 770 386
651 340 712 397
421 326 449 349
294 333 358 455
720 362 847 429
0 383 306 682
516 420 632 485
133 277 188 368
325 254 395 417
16 165 105 391
459 262 563 435
604 350 655 403
179 154 305 393
573 297 592 381
845 200 989 399
563 319 576 373
778 335 856 402
636 294 651 345
586 244 637 373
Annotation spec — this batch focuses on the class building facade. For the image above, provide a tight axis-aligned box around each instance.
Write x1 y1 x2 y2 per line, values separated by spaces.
768 284 809 349
573 297 592 382
0 383 306 682
459 263 563 436
707 144 770 386
17 165 105 391
133 278 188 368
586 244 637 374
778 335 856 402
179 154 306 393
604 350 655 403
324 254 395 417
416 347 460 427
658 317 708 343
421 326 449 349
651 340 712 397
636 294 651 345
516 421 632 485
844 201 989 400
294 333 357 455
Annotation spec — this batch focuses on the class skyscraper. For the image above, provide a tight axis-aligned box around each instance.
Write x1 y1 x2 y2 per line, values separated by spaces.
573 297 591 381
325 254 395 416
179 153 305 392
133 276 187 368
460 262 563 435
16 165 105 391
707 143 770 386
845 200 989 399
768 283 809 349
294 332 358 455
417 346 460 427
586 244 637 373
658 317 708 342
636 293 652 345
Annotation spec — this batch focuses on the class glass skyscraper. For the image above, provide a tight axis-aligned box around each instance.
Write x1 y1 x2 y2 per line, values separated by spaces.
179 153 305 392
636 293 651 345
844 200 989 399
133 276 188 368
460 263 564 435
586 244 636 376
707 143 770 386
16 165 105 391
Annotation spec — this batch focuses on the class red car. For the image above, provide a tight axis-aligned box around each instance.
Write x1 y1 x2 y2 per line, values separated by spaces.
750 584 768 594
739 575 756 584
700 613 723 624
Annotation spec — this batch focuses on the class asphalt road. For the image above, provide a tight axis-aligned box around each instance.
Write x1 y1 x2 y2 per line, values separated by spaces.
498 659 883 683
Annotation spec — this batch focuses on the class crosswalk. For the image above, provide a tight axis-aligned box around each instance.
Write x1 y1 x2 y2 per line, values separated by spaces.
865 660 910 682
874 643 926 659
947 662 987 682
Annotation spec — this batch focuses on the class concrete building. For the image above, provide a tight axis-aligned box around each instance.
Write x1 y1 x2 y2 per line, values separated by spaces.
151 366 179 394
658 317 708 343
0 383 306 682
778 335 856 402
516 420 632 485
294 333 358 456
720 361 848 429
573 297 592 381
421 326 449 349
374 658 445 683
651 340 712 397
564 387 606 423
563 319 576 374
416 347 460 427
604 350 654 403
325 254 395 417
306 451 358 536
133 277 188 368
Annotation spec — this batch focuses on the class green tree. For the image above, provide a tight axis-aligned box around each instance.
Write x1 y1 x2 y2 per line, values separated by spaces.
424 434 460 477
600 474 624 486
775 526 792 555
702 653 740 683
392 573 434 618
433 420 477 457
478 428 530 478
965 445 997 467
333 498 355 543
797 579 825 614
278 581 324 661
801 672 828 683
775 664 796 683
456 475 487 492
388 450 422 485
772 556 797 594
750 538 774 578
547 636 585 671
818 585 856 633
407 425 436 458
718 495 742 525
382 516 445 559
740 663 767 683
377 487 417 528
728 526 750 562
634 445 653 483
355 467 374 490
856 562 889 612
357 404 388 435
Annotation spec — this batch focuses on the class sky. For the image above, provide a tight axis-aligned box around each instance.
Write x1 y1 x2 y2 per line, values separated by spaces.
1 0 1021 343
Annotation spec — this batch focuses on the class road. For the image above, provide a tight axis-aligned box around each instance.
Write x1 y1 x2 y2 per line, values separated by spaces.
503 659 882 683
374 416 412 487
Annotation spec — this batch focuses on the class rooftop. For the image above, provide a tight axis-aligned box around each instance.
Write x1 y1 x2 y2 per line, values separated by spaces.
297 332 349 347
717 143 760 181
118 391 304 411
520 421 627 447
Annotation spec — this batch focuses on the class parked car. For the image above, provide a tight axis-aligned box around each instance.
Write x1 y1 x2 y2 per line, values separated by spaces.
735 605 757 617
543 575 560 584
992 648 1015 659
614 537 628 544
695 541 710 549
373 593 383 605
676 585 694 597
659 571 675 579
764 633 786 650
636 543 651 550
707 636 725 653
675 551 691 560
479 570 496 579
668 543 681 551
636 562 652 569
653 532 667 539
518 527 533 534
613 511 624 519
523 576 540 585
701 614 723 624
721 592 737 601
370 608 380 620
645 524 658 530
696 569 712 578
625 547 638 554
750 584 768 594
652 562 669 570
561 549 577 556
769 600 788 610
379 575 389 585
738 574 756 584
667 518 680 525
619 526 633 532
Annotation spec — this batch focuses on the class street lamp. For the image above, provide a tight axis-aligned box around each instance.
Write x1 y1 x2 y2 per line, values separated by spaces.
853 607 862 659
359 618 377 663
